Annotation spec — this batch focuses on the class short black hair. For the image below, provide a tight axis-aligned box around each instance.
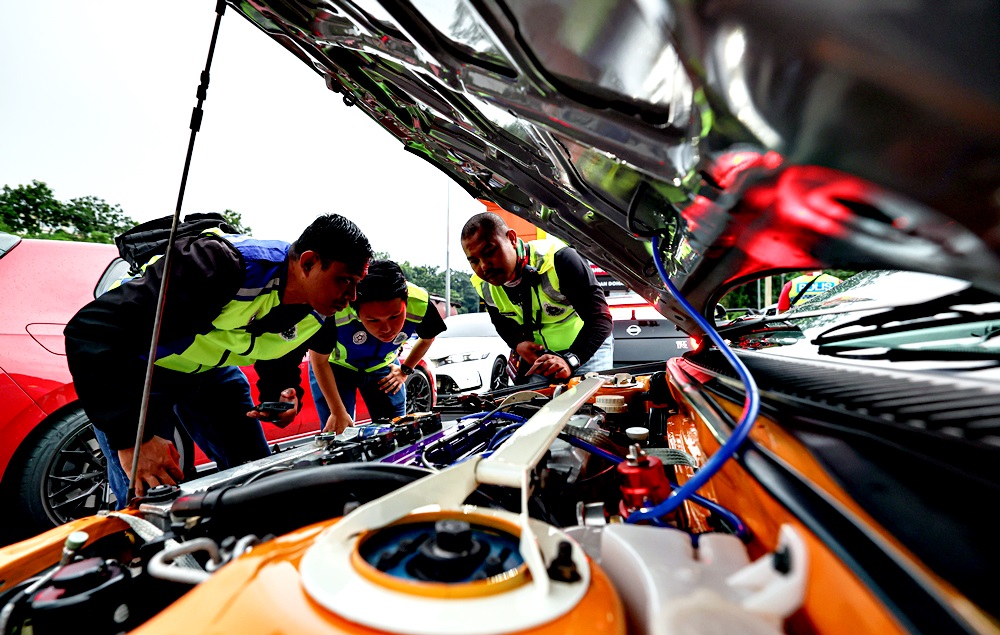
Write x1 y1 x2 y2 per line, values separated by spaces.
290 214 373 273
354 259 408 307
461 212 508 241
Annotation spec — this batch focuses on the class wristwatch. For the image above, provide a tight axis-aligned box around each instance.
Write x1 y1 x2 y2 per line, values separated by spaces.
557 351 581 371
399 363 414 376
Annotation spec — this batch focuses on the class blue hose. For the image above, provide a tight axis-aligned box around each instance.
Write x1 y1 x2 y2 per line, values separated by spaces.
562 434 629 465
625 235 760 524
458 411 528 423
487 422 524 450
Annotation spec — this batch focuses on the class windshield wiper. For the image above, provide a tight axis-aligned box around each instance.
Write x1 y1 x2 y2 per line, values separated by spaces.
812 287 1000 348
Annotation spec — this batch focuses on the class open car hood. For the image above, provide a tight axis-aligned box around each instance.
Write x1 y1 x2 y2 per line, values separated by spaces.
231 0 1000 337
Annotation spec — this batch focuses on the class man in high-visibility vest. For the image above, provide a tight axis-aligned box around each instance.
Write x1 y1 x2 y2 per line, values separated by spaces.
308 260 446 433
777 270 843 312
65 214 373 504
461 212 613 384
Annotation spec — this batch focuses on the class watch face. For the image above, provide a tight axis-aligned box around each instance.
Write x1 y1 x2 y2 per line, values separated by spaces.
564 353 580 368
400 364 414 375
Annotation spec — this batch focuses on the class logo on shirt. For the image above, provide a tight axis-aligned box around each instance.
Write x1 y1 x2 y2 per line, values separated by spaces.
353 330 368 345
392 332 409 346
280 324 298 341
543 303 565 317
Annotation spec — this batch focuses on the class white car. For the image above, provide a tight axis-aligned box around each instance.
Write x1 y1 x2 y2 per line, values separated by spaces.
426 313 511 395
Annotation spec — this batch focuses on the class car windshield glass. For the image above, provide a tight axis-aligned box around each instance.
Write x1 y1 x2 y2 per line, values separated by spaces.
723 270 1000 361
438 315 495 338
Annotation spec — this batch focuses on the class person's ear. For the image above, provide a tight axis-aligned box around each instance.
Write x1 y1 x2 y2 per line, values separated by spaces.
299 250 320 274
506 228 518 247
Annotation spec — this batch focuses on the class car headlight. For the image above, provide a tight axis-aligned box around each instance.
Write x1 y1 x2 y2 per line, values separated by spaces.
432 351 491 366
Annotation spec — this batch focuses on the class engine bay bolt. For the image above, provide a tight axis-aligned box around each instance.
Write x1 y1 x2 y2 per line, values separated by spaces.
773 545 792 574
434 520 473 555
626 443 648 466
546 541 581 582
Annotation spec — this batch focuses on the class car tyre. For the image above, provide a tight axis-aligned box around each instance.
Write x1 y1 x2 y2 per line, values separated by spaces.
1 408 194 544
490 356 510 391
1 408 112 541
404 368 433 413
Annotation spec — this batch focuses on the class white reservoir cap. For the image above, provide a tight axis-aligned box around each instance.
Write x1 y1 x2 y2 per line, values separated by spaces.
626 427 649 442
595 395 626 413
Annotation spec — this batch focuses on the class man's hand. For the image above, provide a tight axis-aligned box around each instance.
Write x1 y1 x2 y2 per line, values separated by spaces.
118 436 185 499
323 407 355 434
526 353 572 379
247 388 298 428
515 341 545 364
377 365 406 395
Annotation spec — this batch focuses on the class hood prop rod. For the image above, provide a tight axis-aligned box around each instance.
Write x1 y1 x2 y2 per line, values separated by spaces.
127 0 227 503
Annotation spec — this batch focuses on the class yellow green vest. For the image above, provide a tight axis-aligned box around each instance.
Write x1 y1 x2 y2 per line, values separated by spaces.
114 231 325 373
471 238 583 351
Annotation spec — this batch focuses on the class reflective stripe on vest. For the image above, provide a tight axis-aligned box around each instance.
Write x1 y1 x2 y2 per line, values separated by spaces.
471 238 583 351
148 232 324 373
330 282 429 372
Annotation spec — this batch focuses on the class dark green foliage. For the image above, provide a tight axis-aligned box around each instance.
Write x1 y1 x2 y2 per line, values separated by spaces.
221 209 252 235
374 251 479 313
720 269 859 315
0 181 135 244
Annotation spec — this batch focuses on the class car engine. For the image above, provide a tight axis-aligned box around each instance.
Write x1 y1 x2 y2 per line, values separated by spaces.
0 370 808 635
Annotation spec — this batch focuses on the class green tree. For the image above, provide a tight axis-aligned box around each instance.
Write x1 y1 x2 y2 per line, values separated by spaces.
373 251 479 313
221 209 251 235
0 180 135 244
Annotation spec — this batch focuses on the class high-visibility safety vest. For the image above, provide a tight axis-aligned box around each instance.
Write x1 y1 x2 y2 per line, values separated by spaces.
787 273 842 307
471 238 583 352
329 282 430 373
113 231 326 373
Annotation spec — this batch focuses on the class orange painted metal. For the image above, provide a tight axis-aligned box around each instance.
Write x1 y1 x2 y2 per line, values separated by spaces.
707 397 999 632
667 387 909 633
567 375 651 407
0 514 130 591
664 413 713 535
135 519 625 635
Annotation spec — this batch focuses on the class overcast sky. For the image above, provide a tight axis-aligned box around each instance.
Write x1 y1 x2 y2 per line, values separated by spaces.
0 1 482 272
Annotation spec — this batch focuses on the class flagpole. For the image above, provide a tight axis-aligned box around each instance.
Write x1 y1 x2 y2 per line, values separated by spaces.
444 180 451 314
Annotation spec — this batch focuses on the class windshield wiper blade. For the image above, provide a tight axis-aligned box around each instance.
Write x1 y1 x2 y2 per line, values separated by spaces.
812 287 1000 347
817 344 1000 364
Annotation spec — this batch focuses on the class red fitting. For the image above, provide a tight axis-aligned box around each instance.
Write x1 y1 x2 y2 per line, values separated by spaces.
617 451 672 519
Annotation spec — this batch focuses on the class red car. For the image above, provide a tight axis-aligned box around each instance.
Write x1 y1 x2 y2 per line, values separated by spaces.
0 234 434 541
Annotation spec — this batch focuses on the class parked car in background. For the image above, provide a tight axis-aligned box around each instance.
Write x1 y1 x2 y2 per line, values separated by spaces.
425 312 510 395
398 339 437 413
592 264 691 366
607 291 691 366
0 236 326 542
428 293 459 318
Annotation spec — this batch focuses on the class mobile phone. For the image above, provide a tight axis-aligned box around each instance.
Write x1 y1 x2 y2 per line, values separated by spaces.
253 401 295 422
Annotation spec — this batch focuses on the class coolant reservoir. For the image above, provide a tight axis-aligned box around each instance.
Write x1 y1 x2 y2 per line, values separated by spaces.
582 523 807 635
